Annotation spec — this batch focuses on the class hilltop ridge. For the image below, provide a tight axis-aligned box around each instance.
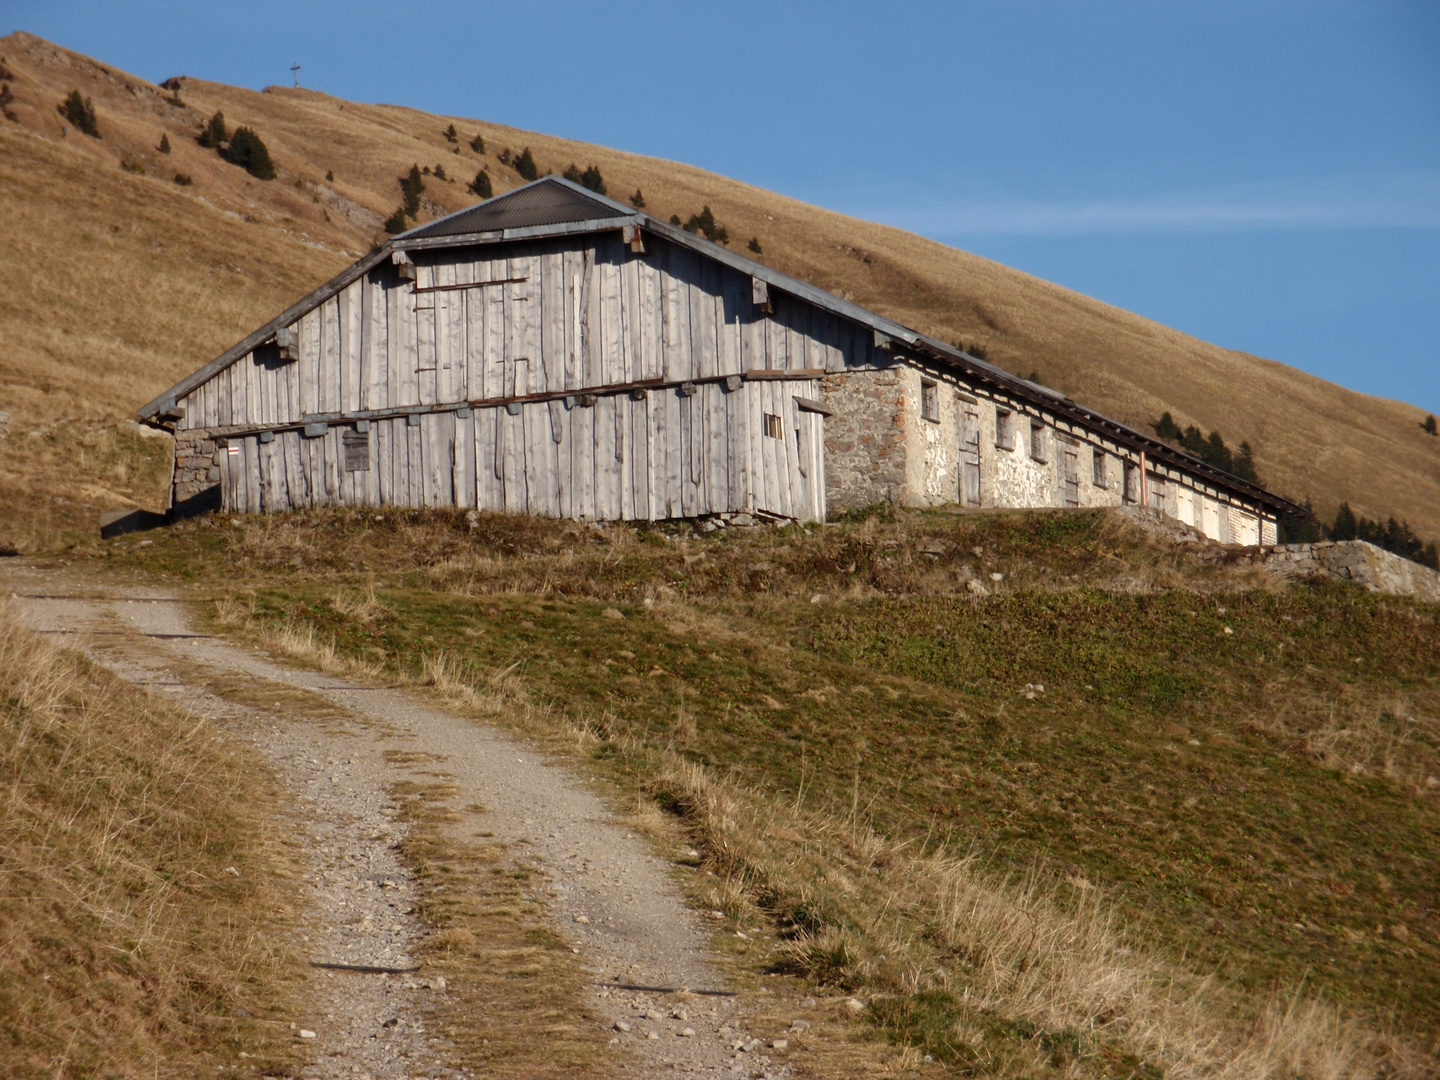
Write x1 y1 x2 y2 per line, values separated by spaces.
0 30 1437 548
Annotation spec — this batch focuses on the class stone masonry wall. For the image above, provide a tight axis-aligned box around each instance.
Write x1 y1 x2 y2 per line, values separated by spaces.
1259 540 1440 602
173 427 220 508
820 368 909 511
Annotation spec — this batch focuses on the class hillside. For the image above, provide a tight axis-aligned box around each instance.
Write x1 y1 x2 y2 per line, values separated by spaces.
1 30 1438 550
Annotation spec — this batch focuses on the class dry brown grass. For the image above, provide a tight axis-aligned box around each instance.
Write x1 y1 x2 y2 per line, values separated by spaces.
1 30 1437 547
645 755 1424 1080
0 598 308 1078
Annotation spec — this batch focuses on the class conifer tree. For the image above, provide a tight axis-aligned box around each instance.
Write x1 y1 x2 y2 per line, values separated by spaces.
629 189 645 208
443 123 457 143
470 134 485 153
399 164 424 218
220 126 276 180
1152 412 1183 441
514 147 538 181
197 110 227 148
467 169 492 198
1425 414 1438 436
1330 501 1357 541
383 207 409 233
748 237 762 254
158 133 171 154
1232 441 1259 485
60 90 100 137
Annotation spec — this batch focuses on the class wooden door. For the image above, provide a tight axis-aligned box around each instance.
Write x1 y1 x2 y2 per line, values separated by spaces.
959 401 981 506
795 403 826 522
751 381 824 521
1061 446 1080 507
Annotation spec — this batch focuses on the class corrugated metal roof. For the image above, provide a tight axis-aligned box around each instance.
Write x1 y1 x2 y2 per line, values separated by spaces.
403 178 629 239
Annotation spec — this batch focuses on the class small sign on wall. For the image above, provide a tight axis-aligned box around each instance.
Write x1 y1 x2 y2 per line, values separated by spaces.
342 427 370 472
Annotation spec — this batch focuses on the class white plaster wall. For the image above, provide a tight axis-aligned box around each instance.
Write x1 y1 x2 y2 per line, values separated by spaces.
1079 448 1126 508
989 414 1056 508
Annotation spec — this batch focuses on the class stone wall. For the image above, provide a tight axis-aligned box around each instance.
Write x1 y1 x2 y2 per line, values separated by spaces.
1260 540 1440 602
172 428 220 509
820 367 909 511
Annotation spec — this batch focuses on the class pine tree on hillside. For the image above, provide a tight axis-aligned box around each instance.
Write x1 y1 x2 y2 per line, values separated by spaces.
383 207 409 234
629 189 645 208
399 164 424 218
683 206 728 244
469 134 485 154
1425 414 1438 436
220 126 276 180
443 123 457 143
158 133 171 154
60 90 100 137
514 147 538 181
1153 412 1183 442
1232 442 1259 485
1330 501 1358 541
467 169 492 198
748 237 762 254
197 110 227 148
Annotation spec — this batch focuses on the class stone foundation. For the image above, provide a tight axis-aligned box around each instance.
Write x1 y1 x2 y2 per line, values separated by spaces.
172 427 220 508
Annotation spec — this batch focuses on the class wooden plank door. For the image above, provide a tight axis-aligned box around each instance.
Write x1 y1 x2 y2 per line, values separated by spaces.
959 401 981 506
795 402 826 522
1061 446 1080 507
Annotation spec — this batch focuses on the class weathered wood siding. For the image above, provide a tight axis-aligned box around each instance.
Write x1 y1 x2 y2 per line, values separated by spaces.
180 234 834 521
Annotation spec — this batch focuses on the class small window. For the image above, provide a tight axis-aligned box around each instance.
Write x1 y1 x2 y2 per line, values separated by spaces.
763 413 784 440
995 408 1014 450
1123 460 1140 503
1092 448 1107 487
921 380 939 422
1029 419 1048 462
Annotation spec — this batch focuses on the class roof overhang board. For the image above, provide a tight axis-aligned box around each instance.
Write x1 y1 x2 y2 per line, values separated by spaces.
394 214 642 252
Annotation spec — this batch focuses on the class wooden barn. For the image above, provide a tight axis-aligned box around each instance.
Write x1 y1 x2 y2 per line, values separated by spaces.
137 176 1300 542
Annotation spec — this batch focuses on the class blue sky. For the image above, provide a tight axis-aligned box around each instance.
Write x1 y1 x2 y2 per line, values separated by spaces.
10 1 1440 414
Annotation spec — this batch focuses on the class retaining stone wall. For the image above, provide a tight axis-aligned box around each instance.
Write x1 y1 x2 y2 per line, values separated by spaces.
1259 540 1440 602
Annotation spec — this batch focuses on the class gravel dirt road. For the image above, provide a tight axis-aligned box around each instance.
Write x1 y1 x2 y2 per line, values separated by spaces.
6 564 793 1080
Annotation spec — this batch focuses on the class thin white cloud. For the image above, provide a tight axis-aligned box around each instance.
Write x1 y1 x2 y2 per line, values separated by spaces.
848 170 1440 236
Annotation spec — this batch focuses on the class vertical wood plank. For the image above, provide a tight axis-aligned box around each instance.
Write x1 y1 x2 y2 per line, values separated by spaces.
541 245 565 394
475 407 498 510
571 398 594 520
629 392 649 521
323 296 342 416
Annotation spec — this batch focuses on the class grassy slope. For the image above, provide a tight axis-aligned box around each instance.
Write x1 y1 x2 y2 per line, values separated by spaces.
96 507 1440 1075
1 31 1438 548
0 600 307 1078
